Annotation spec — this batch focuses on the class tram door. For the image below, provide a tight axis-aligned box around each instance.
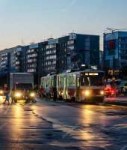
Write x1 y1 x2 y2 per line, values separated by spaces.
63 76 67 99
76 75 80 101
57 74 67 100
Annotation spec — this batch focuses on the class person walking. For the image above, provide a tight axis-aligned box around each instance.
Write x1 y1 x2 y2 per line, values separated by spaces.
4 86 10 105
46 85 50 99
10 88 16 104
39 86 44 98
53 87 57 101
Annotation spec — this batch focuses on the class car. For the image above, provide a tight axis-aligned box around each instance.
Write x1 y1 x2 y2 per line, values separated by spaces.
104 79 121 97
118 81 127 93
104 84 118 97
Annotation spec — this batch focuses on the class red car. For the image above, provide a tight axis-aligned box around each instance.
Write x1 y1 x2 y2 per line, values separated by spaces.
104 84 118 97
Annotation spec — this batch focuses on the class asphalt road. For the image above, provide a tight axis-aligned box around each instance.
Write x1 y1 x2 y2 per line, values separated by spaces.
0 98 127 150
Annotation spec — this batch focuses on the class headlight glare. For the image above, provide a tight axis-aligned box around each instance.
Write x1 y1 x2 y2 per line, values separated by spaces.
0 90 3 94
100 90 104 95
15 92 22 98
83 90 91 97
30 92 35 97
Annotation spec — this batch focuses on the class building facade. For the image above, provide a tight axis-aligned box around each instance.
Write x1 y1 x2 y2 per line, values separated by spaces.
44 39 58 75
0 46 26 86
103 31 127 76
0 46 25 74
0 32 100 86
57 33 100 73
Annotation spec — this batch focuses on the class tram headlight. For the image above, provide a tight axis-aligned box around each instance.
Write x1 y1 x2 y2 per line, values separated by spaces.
30 92 36 97
15 92 22 98
83 90 91 97
100 90 104 95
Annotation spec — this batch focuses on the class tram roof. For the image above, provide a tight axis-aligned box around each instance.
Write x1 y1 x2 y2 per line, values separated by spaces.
57 69 104 75
41 69 104 78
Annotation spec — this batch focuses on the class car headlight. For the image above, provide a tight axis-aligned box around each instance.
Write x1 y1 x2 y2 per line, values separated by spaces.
100 90 104 95
30 92 35 97
15 92 22 98
0 90 3 95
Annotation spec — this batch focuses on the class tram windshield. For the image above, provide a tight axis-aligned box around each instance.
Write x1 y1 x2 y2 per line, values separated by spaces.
80 72 104 86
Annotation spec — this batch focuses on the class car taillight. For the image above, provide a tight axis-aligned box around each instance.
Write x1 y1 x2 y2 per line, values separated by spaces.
111 90 115 94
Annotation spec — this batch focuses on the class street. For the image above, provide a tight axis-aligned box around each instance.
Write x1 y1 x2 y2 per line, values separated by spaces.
0 98 127 150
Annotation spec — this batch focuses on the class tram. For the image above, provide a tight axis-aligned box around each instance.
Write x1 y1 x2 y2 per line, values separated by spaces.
40 69 105 103
40 74 56 98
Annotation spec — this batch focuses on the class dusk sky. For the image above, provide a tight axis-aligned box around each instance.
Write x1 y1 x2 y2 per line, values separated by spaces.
0 0 127 50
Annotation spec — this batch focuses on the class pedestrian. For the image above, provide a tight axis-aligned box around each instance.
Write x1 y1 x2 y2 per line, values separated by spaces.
4 88 10 105
10 88 15 104
39 86 44 98
46 85 50 99
53 87 57 101
25 89 30 103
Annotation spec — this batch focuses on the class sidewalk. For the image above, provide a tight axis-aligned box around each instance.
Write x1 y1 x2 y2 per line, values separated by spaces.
104 96 127 106
105 96 127 101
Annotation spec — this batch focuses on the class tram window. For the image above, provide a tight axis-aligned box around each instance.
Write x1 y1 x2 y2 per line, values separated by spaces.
77 77 80 87
67 75 76 86
80 76 90 86
90 76 103 86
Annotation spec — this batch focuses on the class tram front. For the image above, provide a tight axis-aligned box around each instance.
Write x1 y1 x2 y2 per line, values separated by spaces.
78 70 105 103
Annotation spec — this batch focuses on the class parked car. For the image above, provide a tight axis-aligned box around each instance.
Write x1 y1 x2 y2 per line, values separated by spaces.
104 79 122 97
104 84 118 97
118 81 127 93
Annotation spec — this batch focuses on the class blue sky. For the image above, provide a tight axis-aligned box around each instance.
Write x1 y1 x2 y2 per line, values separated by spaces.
0 0 127 50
